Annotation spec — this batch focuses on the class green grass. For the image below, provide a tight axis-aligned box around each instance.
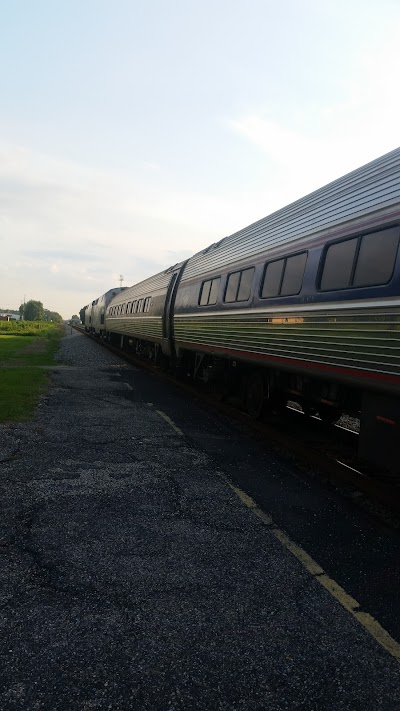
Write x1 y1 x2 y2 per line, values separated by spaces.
0 368 49 422
0 324 63 423
0 320 62 336
0 335 60 367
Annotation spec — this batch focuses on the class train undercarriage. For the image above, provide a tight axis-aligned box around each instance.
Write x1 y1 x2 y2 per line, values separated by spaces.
103 329 400 478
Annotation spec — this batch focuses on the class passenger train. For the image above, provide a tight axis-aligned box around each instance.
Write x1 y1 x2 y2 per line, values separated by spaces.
81 148 400 475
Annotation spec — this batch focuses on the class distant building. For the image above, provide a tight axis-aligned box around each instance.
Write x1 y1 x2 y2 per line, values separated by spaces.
0 311 21 320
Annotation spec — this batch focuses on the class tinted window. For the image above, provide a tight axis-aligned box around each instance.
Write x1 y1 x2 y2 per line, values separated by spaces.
199 277 220 306
281 253 307 296
237 268 254 301
225 272 240 302
353 228 399 287
208 277 220 305
200 280 212 306
320 238 358 290
262 259 284 298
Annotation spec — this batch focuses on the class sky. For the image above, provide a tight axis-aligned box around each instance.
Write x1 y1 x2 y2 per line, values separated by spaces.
1 0 400 318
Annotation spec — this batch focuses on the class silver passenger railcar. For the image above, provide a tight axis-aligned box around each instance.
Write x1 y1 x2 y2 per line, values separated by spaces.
104 262 187 361
173 148 400 472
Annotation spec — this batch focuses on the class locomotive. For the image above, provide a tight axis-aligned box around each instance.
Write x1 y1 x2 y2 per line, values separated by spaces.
82 147 400 475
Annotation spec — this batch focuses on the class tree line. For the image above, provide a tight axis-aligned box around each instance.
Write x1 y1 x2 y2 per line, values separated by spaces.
18 300 63 323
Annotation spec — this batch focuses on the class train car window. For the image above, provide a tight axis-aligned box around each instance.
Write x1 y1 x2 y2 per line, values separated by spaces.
280 252 308 296
225 272 241 302
199 280 212 306
225 269 254 303
199 278 220 306
262 259 284 298
320 238 358 290
208 277 220 304
237 268 255 301
353 228 399 287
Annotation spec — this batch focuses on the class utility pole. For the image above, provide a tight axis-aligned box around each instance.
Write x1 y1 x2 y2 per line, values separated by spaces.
119 274 124 288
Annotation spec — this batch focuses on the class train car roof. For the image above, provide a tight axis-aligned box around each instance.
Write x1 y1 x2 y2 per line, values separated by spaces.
183 146 400 280
108 260 187 305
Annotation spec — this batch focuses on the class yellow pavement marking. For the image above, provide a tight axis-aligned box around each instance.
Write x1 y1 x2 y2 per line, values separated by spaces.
316 573 360 612
218 475 274 525
272 529 324 576
156 410 184 436
221 476 400 661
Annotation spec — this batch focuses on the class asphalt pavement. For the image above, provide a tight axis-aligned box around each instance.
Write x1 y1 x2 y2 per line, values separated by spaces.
1 328 400 710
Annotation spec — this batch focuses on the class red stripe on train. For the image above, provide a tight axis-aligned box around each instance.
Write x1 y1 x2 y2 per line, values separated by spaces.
176 341 400 384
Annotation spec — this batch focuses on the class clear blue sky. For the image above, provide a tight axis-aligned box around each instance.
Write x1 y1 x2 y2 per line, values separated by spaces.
1 0 399 317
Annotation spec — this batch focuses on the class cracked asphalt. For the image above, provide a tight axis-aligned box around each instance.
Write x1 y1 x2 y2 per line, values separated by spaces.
1 329 400 710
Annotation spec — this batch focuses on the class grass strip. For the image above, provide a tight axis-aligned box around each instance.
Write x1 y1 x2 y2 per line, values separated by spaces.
0 321 62 337
0 334 61 366
0 323 63 422
0 368 49 422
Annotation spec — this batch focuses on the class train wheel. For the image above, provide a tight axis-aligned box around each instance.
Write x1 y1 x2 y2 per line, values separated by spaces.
245 372 265 419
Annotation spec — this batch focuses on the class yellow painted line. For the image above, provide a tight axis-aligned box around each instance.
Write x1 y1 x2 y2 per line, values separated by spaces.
156 410 184 436
272 529 324 577
354 612 400 659
218 475 274 525
221 475 400 661
316 574 360 613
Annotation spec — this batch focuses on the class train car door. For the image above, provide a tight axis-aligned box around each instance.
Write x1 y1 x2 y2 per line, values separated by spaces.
162 261 188 356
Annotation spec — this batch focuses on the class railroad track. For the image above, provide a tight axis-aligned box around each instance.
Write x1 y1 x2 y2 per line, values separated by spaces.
73 326 400 523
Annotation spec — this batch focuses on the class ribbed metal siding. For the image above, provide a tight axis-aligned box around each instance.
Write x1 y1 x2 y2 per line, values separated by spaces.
183 148 400 281
106 317 162 340
174 303 400 377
